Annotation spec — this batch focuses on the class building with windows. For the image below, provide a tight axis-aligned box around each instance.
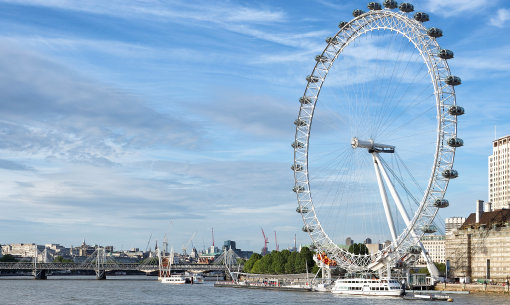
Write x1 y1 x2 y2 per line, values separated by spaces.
417 235 445 266
446 200 510 282
489 135 510 210
445 217 466 235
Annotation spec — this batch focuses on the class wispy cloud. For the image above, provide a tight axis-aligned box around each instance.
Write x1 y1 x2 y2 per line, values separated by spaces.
423 0 490 17
490 8 510 27
0 42 201 163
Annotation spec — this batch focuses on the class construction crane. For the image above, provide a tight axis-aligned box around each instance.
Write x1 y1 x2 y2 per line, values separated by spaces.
261 228 269 256
274 231 279 251
182 232 197 255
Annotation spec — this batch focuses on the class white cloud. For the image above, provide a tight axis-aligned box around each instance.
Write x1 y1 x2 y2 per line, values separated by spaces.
424 0 489 17
489 8 510 27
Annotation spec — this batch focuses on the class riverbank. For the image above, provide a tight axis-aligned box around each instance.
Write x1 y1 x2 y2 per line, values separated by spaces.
435 283 510 294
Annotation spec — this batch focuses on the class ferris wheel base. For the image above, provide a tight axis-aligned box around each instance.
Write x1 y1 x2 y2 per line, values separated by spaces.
367 257 390 272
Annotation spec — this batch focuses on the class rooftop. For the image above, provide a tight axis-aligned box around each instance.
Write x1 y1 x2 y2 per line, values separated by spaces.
460 209 510 229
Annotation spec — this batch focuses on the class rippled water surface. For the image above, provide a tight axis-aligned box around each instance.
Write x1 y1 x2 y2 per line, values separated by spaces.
1 276 509 305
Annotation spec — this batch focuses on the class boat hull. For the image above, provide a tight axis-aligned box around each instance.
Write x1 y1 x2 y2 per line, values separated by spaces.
160 276 187 284
331 278 403 296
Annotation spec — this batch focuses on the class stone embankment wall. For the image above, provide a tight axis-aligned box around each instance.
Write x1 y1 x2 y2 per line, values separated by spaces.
435 283 510 294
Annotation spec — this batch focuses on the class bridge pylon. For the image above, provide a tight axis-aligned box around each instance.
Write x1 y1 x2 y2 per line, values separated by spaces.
95 247 107 280
32 244 48 280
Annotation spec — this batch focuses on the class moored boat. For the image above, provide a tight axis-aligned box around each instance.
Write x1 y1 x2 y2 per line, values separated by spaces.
331 277 403 296
160 274 187 284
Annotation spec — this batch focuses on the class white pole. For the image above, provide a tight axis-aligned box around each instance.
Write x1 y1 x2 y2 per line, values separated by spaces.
374 154 440 281
372 153 398 243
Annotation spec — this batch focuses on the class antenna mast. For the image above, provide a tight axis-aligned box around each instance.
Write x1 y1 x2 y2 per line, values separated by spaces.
211 227 215 248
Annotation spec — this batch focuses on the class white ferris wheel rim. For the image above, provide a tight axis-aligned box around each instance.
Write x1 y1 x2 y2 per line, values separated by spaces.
293 7 458 271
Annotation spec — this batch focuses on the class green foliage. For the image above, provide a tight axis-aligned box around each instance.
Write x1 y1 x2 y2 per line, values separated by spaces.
53 256 73 263
243 253 262 273
435 263 446 276
284 252 296 274
0 254 17 262
417 263 446 277
242 247 317 275
347 243 369 255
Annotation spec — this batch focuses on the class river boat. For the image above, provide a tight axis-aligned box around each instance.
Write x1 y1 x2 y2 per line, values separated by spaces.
159 247 188 284
160 274 187 284
331 277 403 296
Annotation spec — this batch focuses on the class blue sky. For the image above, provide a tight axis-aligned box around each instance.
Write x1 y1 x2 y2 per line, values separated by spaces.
0 0 509 252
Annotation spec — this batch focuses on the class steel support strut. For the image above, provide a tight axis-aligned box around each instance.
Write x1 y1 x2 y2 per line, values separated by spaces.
373 153 440 281
372 153 397 242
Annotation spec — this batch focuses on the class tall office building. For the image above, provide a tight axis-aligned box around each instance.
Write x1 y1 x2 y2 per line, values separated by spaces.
489 135 510 210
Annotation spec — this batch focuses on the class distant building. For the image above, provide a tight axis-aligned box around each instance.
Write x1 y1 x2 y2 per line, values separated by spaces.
446 201 510 282
445 217 466 235
364 237 372 244
365 243 382 254
1 243 43 257
417 235 445 265
222 240 253 259
489 135 510 210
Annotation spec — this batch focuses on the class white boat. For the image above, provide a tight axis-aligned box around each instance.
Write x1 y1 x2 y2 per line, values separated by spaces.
331 277 403 296
158 247 187 284
160 274 187 284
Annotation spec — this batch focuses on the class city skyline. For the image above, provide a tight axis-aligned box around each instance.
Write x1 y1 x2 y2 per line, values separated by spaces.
0 0 509 252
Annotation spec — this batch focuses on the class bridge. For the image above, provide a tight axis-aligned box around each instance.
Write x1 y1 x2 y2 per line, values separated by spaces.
0 246 229 280
0 262 225 279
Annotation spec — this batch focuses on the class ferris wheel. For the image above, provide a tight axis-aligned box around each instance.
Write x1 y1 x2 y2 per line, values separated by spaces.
292 1 464 277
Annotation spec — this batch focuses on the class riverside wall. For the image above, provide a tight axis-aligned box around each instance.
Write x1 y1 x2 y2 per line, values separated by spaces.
435 283 510 294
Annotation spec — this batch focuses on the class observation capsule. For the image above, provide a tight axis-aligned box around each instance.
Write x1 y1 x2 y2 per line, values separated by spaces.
291 141 304 149
408 246 421 254
384 0 398 9
326 36 340 45
293 185 305 193
427 27 443 38
353 9 365 17
306 75 320 83
442 169 459 179
296 206 310 213
434 199 449 208
399 3 414 12
445 76 462 86
338 21 348 29
439 49 454 59
299 96 314 104
448 105 465 116
315 55 329 63
447 137 464 148
294 119 308 127
414 12 429 22
291 164 303 171
422 224 437 234
302 225 314 232
368 2 382 10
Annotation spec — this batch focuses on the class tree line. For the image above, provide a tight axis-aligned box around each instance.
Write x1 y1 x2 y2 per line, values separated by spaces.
243 247 319 274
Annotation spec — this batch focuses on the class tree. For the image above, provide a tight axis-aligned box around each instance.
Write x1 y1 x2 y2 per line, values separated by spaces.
271 251 285 274
0 254 17 262
53 256 73 263
284 252 296 274
243 253 262 273
348 243 369 255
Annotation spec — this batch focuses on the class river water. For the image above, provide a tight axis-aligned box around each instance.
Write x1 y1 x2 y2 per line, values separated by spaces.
0 276 508 304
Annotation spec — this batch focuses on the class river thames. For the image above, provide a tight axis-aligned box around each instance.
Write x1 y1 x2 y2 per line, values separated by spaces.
1 276 509 304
